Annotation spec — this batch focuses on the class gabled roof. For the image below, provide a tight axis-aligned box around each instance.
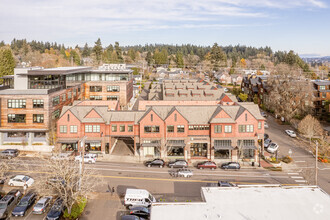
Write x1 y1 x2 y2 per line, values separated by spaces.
137 107 164 123
164 106 189 122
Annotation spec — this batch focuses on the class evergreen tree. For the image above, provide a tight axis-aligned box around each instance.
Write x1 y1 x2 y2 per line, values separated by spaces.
82 43 91 57
128 49 136 61
0 41 5 47
146 51 153 66
93 38 103 64
210 43 227 71
176 51 184 68
0 47 15 83
70 50 81 66
114 42 123 62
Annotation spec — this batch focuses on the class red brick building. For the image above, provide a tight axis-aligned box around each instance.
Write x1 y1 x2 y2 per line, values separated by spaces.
57 97 265 164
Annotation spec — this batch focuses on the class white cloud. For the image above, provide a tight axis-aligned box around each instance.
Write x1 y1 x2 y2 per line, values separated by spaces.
0 0 327 43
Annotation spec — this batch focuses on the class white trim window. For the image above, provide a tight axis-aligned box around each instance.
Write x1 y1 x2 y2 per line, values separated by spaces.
70 125 78 133
60 125 67 133
85 125 93 133
224 125 232 133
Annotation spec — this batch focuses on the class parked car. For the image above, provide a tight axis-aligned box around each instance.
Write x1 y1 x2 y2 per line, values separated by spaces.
8 175 34 187
46 198 65 220
285 130 297 138
168 159 188 168
122 215 144 220
74 154 96 164
264 139 272 148
144 159 165 168
264 133 269 140
0 149 19 159
129 206 150 219
32 196 52 214
206 181 236 187
50 152 73 160
220 162 241 170
197 161 217 170
267 143 279 154
0 190 22 219
12 191 37 217
264 122 269 129
261 111 268 118
224 88 229 92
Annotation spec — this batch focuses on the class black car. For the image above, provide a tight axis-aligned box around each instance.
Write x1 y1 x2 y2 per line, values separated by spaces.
46 198 65 220
220 162 240 170
0 149 19 159
264 133 269 141
122 215 145 220
206 181 236 187
12 191 37 217
129 206 150 219
168 159 188 168
144 159 165 168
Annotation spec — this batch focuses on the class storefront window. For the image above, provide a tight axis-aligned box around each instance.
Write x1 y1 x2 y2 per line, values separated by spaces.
214 149 230 159
190 143 207 157
167 147 184 156
85 142 101 152
61 143 77 151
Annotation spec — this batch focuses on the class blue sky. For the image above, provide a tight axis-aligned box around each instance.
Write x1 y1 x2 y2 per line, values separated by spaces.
0 0 329 56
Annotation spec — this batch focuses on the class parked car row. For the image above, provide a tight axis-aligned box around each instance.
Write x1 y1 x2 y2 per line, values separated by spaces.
264 133 280 154
144 159 241 170
0 189 65 219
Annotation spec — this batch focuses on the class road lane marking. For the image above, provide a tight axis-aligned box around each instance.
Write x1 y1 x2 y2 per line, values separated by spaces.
291 176 303 179
295 161 306 163
295 180 307 183
288 173 299 175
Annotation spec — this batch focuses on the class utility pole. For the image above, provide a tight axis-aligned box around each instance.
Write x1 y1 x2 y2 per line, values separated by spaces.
79 136 87 191
315 141 318 185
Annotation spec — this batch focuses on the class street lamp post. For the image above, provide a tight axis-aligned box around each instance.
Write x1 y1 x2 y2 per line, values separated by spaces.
315 141 318 185
79 136 87 191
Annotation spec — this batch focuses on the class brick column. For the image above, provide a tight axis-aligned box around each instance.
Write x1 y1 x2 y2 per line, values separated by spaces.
232 149 238 162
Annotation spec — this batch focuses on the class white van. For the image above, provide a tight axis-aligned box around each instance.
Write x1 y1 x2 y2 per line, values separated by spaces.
124 188 156 208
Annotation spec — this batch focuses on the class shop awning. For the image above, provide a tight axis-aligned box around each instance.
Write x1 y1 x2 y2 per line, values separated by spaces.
85 140 101 144
142 143 160 147
242 145 258 150
167 140 185 147
57 139 79 144
214 145 233 150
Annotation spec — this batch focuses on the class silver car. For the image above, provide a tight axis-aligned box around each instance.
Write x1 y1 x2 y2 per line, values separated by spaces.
177 168 193 178
32 196 52 214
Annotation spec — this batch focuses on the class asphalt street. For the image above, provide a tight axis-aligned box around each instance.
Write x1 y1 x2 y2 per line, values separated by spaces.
264 114 330 193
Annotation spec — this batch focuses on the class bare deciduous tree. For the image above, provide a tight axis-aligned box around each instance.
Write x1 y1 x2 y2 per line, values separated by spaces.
32 158 100 215
264 64 314 122
0 161 10 180
298 114 323 145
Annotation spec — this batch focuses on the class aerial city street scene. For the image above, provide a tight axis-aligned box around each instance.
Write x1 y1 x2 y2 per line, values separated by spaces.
0 0 329 219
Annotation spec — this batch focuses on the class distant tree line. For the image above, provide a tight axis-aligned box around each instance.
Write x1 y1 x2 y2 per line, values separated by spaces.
1 38 312 76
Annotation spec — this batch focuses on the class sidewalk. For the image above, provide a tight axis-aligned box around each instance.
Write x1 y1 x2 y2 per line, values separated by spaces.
80 192 124 220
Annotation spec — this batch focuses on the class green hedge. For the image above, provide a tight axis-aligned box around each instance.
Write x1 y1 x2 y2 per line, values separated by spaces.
63 197 87 219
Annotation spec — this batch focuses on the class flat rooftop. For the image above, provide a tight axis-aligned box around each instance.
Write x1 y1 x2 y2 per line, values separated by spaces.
18 66 93 75
150 185 330 220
